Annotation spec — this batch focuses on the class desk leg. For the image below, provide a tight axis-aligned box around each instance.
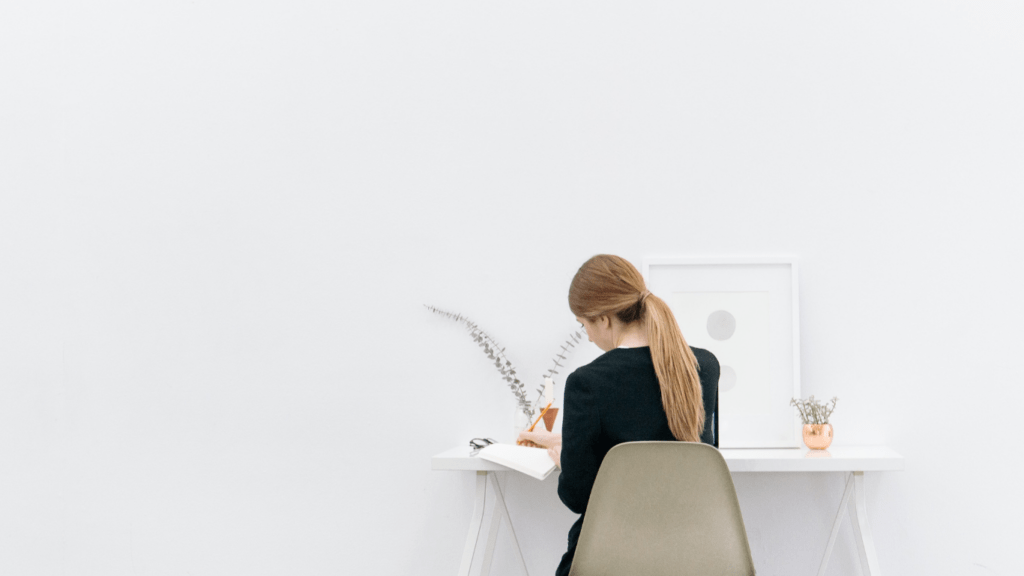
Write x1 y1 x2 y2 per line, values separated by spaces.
484 473 529 576
817 472 854 576
480 475 501 576
848 471 882 576
817 471 883 576
458 471 488 576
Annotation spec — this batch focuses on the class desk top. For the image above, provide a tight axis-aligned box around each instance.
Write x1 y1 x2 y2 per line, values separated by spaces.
433 445 904 473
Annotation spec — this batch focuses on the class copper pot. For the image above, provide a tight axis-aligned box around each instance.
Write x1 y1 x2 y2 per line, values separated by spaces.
802 423 833 450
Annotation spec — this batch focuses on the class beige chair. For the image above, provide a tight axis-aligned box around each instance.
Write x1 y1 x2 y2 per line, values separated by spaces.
568 442 756 576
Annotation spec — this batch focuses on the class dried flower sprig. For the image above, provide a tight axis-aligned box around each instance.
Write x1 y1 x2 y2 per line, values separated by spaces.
790 395 838 425
425 305 589 421
536 329 587 409
425 305 533 420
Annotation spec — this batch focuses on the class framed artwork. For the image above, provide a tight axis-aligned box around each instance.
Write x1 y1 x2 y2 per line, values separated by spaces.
642 257 802 449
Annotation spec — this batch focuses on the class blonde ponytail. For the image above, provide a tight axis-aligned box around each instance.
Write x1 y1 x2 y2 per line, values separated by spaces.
643 294 705 442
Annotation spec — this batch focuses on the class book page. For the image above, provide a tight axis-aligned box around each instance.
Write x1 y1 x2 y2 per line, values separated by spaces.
478 444 556 480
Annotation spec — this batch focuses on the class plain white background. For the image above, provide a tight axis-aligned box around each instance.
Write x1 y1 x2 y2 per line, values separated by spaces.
2 2 1022 575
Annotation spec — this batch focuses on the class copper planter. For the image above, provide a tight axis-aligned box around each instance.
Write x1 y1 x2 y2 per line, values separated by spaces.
802 423 833 450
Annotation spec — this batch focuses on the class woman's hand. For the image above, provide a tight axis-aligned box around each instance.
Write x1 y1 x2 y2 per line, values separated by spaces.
517 430 562 449
547 445 561 469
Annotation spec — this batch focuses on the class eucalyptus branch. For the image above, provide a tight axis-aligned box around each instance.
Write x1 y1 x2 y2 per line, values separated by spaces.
790 395 839 425
534 329 587 410
425 305 533 419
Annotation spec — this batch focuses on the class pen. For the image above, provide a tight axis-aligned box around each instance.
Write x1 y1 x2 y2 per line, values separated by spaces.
528 402 552 433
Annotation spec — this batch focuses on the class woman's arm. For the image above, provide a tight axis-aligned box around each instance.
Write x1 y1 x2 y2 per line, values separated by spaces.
556 370 602 515
694 347 721 446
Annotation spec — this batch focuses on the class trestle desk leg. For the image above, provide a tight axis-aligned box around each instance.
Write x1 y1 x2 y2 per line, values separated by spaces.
817 472 855 576
458 471 488 576
848 471 882 576
485 473 530 576
480 480 502 576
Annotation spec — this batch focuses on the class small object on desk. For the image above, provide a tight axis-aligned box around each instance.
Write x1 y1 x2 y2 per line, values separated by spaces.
516 402 552 445
478 443 557 480
541 377 559 431
541 407 559 431
469 437 496 457
803 423 834 450
791 395 838 450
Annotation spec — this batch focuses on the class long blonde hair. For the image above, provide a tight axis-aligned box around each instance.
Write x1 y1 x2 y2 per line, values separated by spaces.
568 254 705 442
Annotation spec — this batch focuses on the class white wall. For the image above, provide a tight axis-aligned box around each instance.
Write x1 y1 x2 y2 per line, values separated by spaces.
2 2 1022 575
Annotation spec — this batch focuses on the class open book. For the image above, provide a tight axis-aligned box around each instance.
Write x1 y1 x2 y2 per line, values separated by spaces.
478 443 557 480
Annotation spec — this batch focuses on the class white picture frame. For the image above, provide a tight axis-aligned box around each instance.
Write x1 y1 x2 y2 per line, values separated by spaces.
642 257 802 449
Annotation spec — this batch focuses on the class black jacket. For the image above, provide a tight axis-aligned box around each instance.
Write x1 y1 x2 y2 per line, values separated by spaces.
554 346 720 576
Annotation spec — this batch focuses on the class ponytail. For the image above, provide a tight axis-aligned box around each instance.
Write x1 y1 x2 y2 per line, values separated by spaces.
642 294 705 442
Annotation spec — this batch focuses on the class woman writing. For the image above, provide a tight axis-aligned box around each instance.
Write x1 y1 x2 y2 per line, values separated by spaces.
518 254 719 576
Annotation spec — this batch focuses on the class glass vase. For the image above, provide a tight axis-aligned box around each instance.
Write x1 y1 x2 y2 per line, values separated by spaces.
512 404 532 443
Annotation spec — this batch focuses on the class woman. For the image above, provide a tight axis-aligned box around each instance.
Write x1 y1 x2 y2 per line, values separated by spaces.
518 254 719 576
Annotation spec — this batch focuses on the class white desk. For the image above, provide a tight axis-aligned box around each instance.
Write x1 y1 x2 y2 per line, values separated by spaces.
432 444 905 576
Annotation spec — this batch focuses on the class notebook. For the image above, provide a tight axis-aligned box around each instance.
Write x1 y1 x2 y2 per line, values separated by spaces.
478 443 557 480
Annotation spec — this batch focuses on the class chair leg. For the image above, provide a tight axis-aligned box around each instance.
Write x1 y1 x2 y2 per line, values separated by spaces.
817 472 854 576
848 471 882 576
458 471 488 576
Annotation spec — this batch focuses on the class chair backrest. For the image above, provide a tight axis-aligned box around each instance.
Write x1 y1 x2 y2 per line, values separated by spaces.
568 442 755 576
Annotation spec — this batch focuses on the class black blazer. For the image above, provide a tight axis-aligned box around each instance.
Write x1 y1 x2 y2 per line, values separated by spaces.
554 346 720 576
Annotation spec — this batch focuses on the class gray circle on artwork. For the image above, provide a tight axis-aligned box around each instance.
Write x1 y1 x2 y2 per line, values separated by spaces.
719 365 737 393
707 310 737 341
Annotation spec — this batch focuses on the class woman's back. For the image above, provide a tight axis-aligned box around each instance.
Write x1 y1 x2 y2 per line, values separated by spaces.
554 345 720 576
584 346 718 446
558 345 720 514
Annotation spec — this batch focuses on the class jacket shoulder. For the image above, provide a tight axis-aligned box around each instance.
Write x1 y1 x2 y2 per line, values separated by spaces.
690 346 718 368
566 355 619 391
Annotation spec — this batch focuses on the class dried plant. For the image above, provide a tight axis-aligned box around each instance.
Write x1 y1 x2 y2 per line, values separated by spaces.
536 329 587 409
425 305 587 420
790 395 838 425
425 305 532 420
